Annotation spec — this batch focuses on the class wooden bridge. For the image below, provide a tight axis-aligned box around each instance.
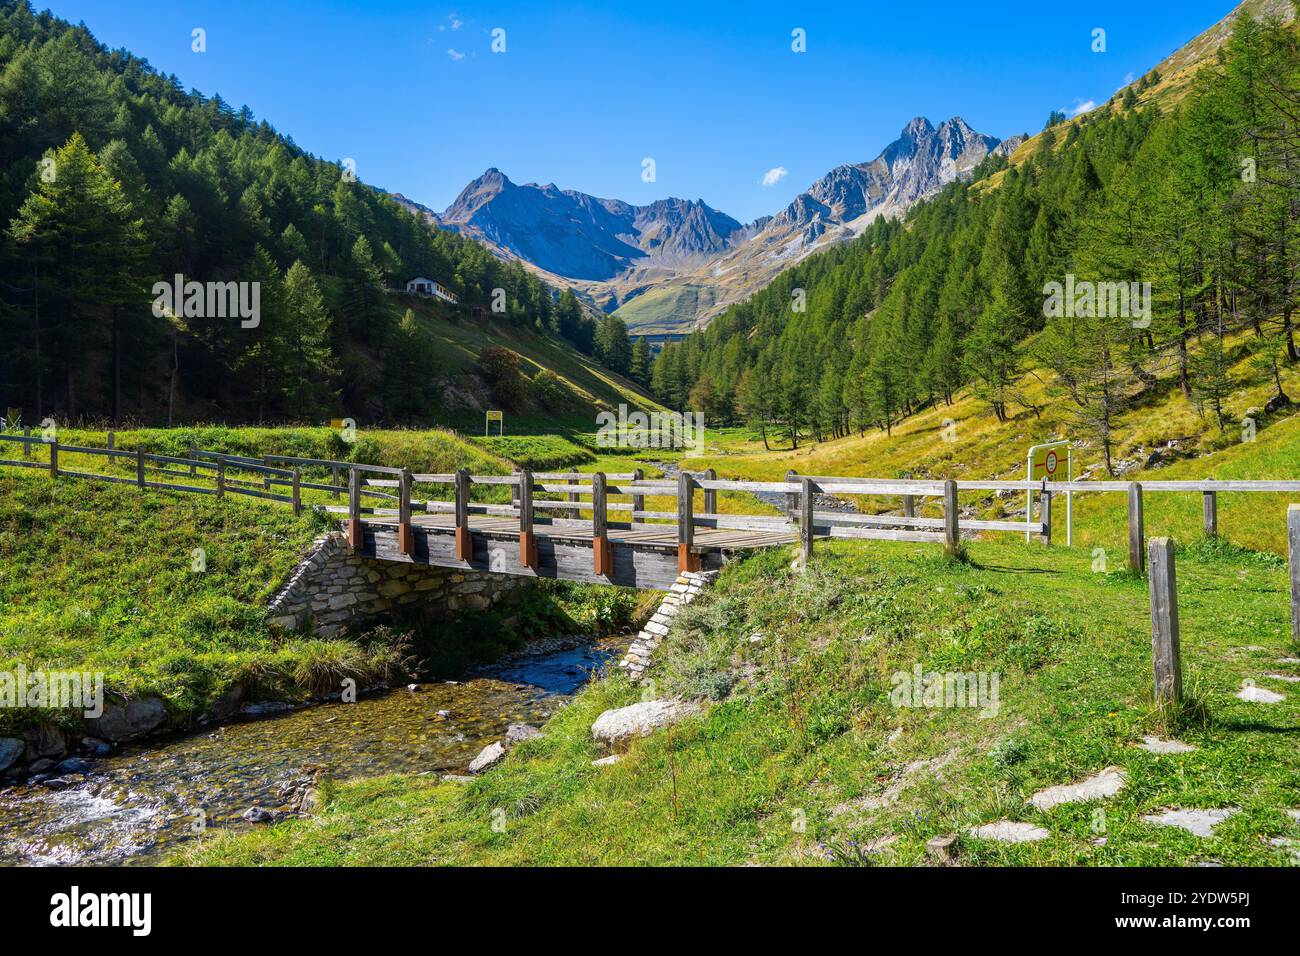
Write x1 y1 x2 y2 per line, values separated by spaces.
5 433 1300 592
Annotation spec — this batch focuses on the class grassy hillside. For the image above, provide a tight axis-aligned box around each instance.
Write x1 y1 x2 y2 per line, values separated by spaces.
612 284 722 336
182 536 1300 866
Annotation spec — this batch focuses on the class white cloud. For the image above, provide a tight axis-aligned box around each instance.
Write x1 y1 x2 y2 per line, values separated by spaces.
1069 99 1097 116
760 166 789 187
450 16 463 30
447 48 466 61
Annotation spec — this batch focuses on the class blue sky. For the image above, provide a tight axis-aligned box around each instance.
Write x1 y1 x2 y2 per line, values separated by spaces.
44 0 1239 223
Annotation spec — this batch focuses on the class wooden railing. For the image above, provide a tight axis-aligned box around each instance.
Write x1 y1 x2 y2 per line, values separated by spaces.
4 434 1300 583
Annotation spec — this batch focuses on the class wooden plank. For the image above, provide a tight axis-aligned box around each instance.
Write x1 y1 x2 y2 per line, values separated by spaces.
943 480 959 555
1203 491 1217 538
49 440 57 478
519 469 537 569
800 477 815 562
347 467 363 550
631 468 645 527
1290 506 1300 645
821 526 944 544
702 468 717 516
903 494 915 518
786 470 799 518
592 471 611 576
1148 537 1182 706
1128 482 1145 574
397 467 413 555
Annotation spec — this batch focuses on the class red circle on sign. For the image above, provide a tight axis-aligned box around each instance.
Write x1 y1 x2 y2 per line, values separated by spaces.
1045 450 1058 475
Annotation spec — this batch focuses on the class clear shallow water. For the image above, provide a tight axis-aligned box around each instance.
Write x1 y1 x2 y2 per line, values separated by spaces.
0 637 625 866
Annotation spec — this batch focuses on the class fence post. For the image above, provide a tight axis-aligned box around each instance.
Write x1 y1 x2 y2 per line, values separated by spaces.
188 446 196 479
903 494 915 520
48 439 58 478
22 427 30 459
261 455 271 490
592 471 611 577
1128 482 1145 574
1288 505 1300 645
136 448 145 488
1148 537 1182 707
703 468 717 516
1203 491 1218 539
519 470 536 570
215 458 225 499
106 430 114 450
631 468 644 527
568 475 580 519
1041 482 1052 546
347 467 362 551
292 468 302 517
677 471 698 573
396 467 414 556
800 477 815 563
454 469 472 562
332 464 341 501
785 469 799 520
943 480 959 556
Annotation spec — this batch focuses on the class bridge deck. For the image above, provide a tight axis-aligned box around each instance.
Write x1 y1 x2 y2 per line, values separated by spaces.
409 513 797 551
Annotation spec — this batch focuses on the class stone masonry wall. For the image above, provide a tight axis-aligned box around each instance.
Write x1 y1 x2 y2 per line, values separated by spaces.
619 568 717 680
266 531 530 637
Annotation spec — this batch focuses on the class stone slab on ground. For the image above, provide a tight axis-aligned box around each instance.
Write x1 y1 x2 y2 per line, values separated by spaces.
590 699 701 746
1237 684 1286 703
967 821 1050 844
1138 736 1197 754
591 754 622 767
1028 767 1126 810
1263 673 1300 683
468 740 507 774
1141 808 1238 837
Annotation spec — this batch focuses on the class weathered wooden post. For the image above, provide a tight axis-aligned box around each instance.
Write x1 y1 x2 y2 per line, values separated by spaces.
21 427 30 459
592 471 612 577
1041 483 1052 546
785 469 799 520
106 430 114 450
1127 482 1145 574
943 480 959 556
136 448 146 488
568 475 580 519
48 439 58 478
1203 491 1217 539
397 467 413 555
261 455 272 490
903 493 916 520
1288 505 1300 645
215 458 225 498
188 446 196 479
292 468 303 516
703 468 717 516
454 469 472 562
510 470 520 511
631 467 645 527
519 470 537 570
332 464 341 501
1148 537 1182 707
677 471 698 573
800 477 815 563
347 468 363 550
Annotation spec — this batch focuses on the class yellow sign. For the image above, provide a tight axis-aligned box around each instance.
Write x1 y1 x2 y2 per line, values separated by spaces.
1029 444 1066 480
329 418 347 429
486 410 503 422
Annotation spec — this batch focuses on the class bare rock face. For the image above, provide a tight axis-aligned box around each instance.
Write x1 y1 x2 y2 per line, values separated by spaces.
86 698 166 742
468 740 507 774
0 738 23 772
22 724 66 761
590 699 701 747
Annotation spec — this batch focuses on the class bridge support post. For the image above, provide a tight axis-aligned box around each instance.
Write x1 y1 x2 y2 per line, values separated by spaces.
703 468 717 516
519 470 537 570
592 471 612 577
800 477 815 563
631 468 644 527
347 467 363 551
944 480 959 556
397 467 414 556
678 471 699 573
1128 482 1145 574
454 469 472 562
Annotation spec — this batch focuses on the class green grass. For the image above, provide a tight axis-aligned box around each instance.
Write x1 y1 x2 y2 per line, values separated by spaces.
0 469 402 734
182 535 1300 866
